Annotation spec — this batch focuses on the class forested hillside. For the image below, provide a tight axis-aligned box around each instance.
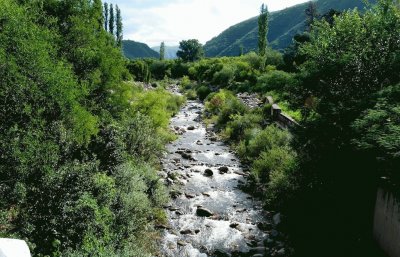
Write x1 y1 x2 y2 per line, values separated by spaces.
122 40 159 59
204 0 375 57
0 0 184 256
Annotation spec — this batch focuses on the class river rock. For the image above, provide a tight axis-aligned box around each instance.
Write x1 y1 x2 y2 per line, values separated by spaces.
185 193 196 199
273 213 281 226
204 169 213 177
257 222 272 231
218 166 229 174
196 207 213 217
276 248 286 256
180 229 194 235
180 152 192 160
177 240 187 247
230 223 239 229
155 224 171 230
187 125 195 130
270 230 279 238
213 250 230 257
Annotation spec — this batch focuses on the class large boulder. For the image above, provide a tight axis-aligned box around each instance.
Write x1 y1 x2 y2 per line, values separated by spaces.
204 169 214 177
196 207 213 217
0 239 31 257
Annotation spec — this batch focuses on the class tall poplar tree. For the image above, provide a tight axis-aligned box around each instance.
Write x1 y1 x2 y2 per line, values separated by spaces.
116 5 123 46
258 3 269 57
159 41 165 60
104 2 109 31
109 3 114 35
93 0 103 31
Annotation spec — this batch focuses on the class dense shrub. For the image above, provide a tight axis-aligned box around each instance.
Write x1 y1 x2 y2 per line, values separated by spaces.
255 70 296 92
224 113 263 141
196 85 212 101
150 60 171 80
252 147 298 206
212 65 236 86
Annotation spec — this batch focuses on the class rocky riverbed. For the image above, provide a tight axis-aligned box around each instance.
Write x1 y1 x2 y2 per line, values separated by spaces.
158 100 287 257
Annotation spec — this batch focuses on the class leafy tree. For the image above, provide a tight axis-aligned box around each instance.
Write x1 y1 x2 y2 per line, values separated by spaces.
177 39 204 62
116 5 123 46
109 3 114 35
352 83 400 180
104 2 109 31
321 9 341 26
159 41 165 60
305 1 319 31
258 3 269 57
283 32 311 71
284 1 400 255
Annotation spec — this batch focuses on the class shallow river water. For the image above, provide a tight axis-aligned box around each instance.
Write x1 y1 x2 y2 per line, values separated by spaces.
159 100 283 257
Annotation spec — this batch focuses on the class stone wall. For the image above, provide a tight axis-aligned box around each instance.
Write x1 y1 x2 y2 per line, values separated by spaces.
373 187 400 257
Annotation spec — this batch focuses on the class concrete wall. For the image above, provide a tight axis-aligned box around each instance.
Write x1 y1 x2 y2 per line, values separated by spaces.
267 96 299 128
373 187 400 257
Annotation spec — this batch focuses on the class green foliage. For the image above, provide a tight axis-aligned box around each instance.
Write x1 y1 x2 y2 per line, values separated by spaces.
130 87 185 131
116 5 123 47
0 1 184 256
177 39 204 62
281 2 400 255
242 125 292 161
224 113 263 141
159 42 165 60
258 4 269 57
103 2 109 31
109 3 114 35
149 60 171 80
205 90 248 128
352 83 400 171
253 147 298 207
127 60 151 82
196 85 212 101
256 70 296 92
213 65 236 86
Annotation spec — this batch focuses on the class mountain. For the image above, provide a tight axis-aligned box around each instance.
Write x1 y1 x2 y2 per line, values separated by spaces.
122 40 159 59
204 0 375 57
152 45 179 59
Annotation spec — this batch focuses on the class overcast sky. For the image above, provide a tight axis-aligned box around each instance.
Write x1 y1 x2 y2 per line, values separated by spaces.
107 0 309 47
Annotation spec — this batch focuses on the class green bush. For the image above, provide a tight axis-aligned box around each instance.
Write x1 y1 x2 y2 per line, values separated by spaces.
244 125 292 161
255 70 296 92
185 89 197 100
212 65 236 86
196 85 212 101
252 146 297 183
224 113 263 141
150 61 171 80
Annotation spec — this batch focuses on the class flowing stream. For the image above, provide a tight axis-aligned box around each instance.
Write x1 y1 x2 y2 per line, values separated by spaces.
159 99 285 257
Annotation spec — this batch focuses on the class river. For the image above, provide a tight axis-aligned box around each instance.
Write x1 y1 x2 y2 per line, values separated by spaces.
158 99 285 257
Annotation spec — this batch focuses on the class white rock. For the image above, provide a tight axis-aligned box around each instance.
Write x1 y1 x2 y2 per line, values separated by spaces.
0 239 31 257
273 213 281 225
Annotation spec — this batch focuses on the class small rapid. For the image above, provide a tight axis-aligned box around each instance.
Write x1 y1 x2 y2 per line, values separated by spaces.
158 100 283 257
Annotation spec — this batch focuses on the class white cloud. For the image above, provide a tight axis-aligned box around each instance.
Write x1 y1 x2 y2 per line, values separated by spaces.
109 0 309 47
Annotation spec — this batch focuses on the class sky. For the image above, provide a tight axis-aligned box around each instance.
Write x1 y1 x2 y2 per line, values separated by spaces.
108 0 309 47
